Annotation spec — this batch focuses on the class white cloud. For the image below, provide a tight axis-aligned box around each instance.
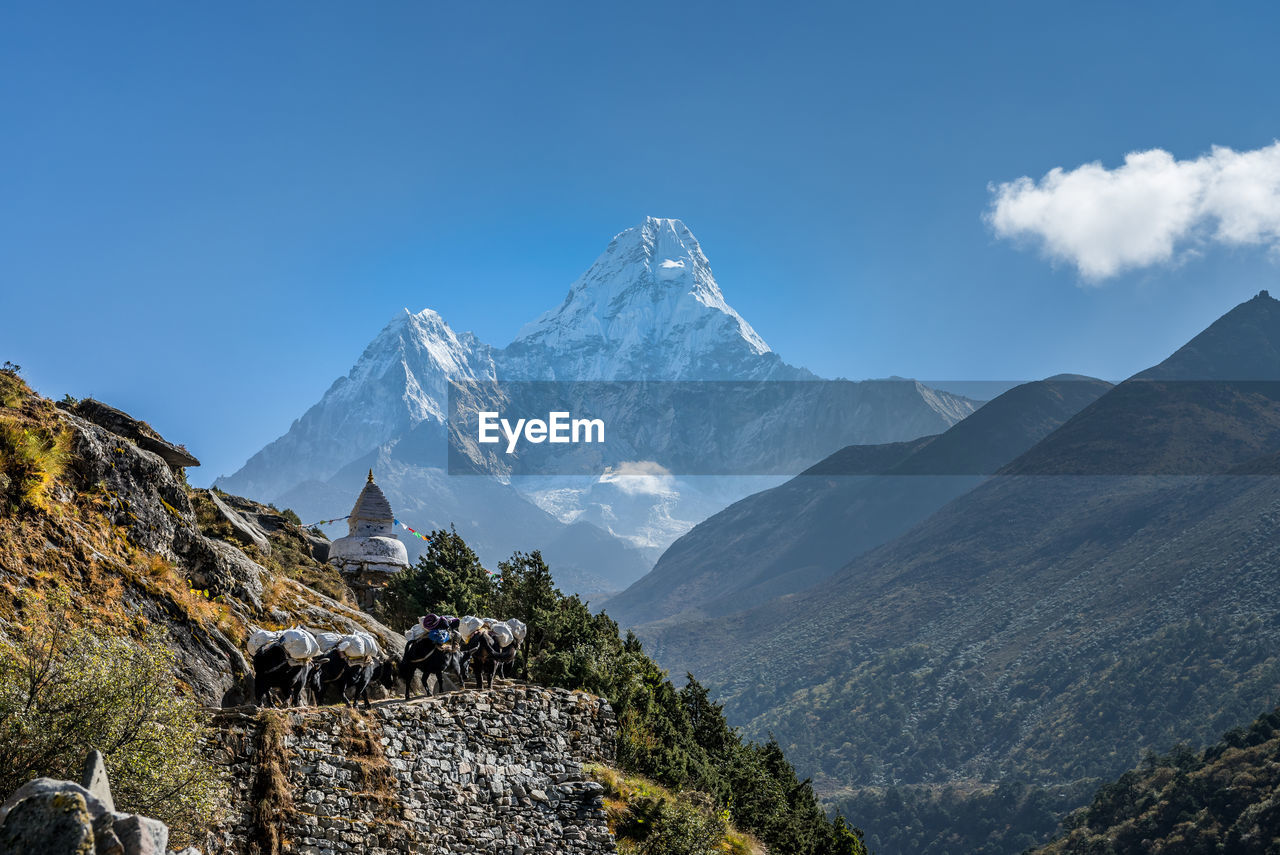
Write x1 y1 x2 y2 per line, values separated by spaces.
988 142 1280 280
597 461 674 496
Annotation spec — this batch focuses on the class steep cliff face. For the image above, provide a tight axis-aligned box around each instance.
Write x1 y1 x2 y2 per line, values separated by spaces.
205 686 618 855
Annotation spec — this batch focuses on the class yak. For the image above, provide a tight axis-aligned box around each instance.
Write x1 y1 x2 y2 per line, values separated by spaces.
252 643 310 708
399 633 466 701
308 649 383 709
466 631 520 691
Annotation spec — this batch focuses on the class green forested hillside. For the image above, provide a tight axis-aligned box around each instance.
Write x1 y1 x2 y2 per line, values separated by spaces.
634 292 1280 853
1036 705 1280 853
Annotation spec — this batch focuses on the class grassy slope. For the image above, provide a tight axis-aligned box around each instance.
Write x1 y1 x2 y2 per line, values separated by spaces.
588 763 766 855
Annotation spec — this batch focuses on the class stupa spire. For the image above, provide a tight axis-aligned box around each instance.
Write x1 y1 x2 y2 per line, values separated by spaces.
327 472 409 610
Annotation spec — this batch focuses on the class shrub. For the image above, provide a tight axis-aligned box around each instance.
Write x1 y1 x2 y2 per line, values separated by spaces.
627 791 729 855
0 592 225 847
591 764 750 855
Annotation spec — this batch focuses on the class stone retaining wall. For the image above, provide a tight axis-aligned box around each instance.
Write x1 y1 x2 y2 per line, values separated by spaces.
205 686 618 855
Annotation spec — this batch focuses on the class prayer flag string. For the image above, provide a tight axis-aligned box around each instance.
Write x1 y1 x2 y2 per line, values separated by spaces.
302 515 350 528
395 519 434 541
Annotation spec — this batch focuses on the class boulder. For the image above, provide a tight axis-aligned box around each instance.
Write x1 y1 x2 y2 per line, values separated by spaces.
301 529 331 563
92 812 125 855
112 814 168 855
0 789 94 855
0 779 112 826
0 775 194 855
79 750 115 813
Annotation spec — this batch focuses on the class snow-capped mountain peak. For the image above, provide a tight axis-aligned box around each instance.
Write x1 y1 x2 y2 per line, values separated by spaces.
502 217 792 380
213 306 494 500
338 307 493 420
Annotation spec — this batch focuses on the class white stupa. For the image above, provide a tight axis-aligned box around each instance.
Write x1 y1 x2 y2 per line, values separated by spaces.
328 470 409 608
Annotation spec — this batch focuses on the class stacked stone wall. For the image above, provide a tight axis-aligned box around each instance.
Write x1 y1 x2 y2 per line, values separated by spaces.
205 686 618 855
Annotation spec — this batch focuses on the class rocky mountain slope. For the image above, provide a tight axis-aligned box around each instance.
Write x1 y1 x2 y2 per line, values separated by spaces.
0 367 870 855
638 291 1280 854
606 374 1111 626
0 370 402 709
218 217 977 595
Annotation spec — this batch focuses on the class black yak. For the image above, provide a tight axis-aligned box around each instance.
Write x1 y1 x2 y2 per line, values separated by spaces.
252 643 310 707
399 633 465 701
308 649 381 709
466 630 520 691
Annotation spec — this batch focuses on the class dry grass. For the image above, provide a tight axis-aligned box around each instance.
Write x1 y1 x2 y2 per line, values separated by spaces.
0 417 70 514
248 710 294 855
335 709 399 810
0 369 27 409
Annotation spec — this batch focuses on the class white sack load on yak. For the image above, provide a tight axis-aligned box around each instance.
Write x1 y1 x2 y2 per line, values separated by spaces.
458 615 484 643
489 621 515 648
247 628 282 657
506 618 528 644
336 630 381 662
248 627 321 662
314 631 345 653
281 627 321 662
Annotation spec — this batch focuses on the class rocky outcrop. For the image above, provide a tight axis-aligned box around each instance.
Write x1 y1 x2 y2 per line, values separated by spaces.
205 686 618 855
205 490 272 556
61 398 200 471
63 410 199 560
61 409 267 611
26 388 398 708
212 493 331 563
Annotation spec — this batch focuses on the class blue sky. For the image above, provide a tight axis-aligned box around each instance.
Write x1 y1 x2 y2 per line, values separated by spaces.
3 1 1280 485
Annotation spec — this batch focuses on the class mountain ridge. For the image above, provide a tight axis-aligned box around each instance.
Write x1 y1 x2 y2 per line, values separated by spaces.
633 291 1280 854
217 218 976 595
605 374 1111 627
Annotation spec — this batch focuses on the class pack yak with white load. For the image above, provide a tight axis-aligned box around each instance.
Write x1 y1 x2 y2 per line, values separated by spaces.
308 629 391 709
248 627 321 708
248 614 531 707
398 613 528 699
464 616 527 691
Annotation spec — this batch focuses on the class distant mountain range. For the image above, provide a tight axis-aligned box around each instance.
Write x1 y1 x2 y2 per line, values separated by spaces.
627 291 1280 854
217 217 976 596
605 374 1113 627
